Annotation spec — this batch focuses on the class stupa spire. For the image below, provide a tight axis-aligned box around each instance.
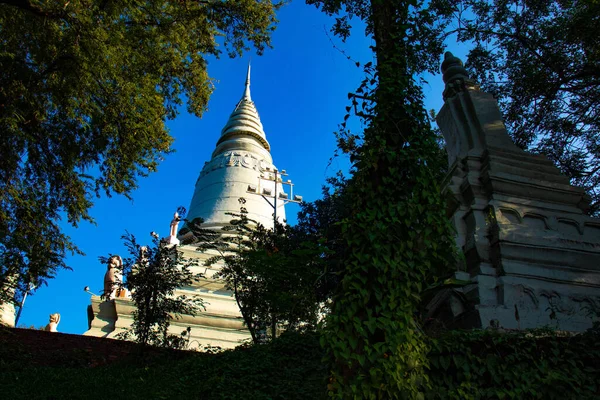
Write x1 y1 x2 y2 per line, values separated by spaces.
243 63 251 100
218 63 270 151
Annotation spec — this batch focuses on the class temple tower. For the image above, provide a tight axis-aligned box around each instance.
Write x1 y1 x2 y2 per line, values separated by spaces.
85 67 288 348
184 65 285 231
432 52 600 331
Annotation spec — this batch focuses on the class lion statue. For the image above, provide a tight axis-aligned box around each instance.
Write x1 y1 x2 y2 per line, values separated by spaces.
45 313 60 332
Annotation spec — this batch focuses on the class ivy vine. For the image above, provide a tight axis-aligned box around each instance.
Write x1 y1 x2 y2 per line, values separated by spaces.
318 0 458 398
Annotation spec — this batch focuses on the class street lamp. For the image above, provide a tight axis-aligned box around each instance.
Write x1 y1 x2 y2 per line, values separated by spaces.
14 282 36 327
246 167 302 228
84 286 98 296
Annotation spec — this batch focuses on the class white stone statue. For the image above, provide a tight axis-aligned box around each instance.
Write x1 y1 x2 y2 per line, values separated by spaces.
45 313 60 332
131 246 148 281
139 246 148 262
103 255 123 300
170 212 181 237
165 212 181 245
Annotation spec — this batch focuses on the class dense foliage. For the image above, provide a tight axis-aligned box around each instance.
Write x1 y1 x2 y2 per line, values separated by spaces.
0 0 281 306
2 328 599 399
295 173 351 301
110 231 203 349
0 329 326 400
433 0 600 213
190 199 324 343
233 222 324 338
309 0 458 398
427 328 600 399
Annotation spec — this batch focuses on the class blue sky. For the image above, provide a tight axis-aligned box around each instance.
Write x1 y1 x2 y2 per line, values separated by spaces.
18 2 466 333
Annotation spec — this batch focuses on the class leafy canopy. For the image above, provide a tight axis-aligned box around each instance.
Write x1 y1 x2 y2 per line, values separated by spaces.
295 173 351 301
0 0 281 304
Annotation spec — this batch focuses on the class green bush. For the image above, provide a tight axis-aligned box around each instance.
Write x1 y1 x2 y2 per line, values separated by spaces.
1 328 598 399
0 331 324 400
427 329 600 399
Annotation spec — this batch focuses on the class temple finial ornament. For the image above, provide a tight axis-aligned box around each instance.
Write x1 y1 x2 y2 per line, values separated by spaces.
243 62 251 100
441 52 469 84
441 51 479 99
164 211 181 245
221 63 270 151
170 211 181 237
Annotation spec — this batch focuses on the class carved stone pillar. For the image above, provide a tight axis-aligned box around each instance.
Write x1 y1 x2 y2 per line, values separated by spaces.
436 52 600 331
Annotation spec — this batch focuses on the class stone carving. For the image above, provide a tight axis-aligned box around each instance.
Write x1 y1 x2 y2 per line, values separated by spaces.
522 214 547 230
540 290 576 316
128 245 148 282
45 313 60 332
497 208 521 224
513 284 539 310
557 219 581 235
199 151 271 178
164 212 181 245
103 255 123 300
571 295 600 318
139 246 148 263
440 51 480 106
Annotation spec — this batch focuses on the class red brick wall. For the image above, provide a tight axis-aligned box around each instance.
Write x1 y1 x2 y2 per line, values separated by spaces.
0 327 192 368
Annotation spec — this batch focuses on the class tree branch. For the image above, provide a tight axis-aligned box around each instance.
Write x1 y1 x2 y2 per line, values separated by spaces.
0 0 63 19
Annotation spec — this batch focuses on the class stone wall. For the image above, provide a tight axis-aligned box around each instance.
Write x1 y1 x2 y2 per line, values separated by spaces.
0 327 192 368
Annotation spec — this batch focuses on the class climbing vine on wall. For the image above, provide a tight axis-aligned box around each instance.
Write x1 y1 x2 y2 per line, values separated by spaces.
310 0 459 398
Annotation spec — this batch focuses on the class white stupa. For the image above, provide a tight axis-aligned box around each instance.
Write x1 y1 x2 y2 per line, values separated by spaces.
84 66 288 348
184 64 285 231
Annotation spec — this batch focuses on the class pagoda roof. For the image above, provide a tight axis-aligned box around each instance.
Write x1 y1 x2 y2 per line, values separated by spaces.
217 64 270 151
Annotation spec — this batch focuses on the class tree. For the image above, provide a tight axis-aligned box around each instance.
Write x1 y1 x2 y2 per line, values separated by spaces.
436 0 600 213
192 199 263 343
243 222 324 339
294 173 351 302
308 0 458 398
189 198 324 344
111 231 204 349
0 0 281 307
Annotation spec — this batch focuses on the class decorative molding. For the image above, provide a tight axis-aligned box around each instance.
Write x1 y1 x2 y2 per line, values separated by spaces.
198 151 272 178
514 284 539 309
440 51 481 99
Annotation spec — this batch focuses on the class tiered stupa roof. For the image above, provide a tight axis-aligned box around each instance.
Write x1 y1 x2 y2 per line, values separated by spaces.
183 65 285 232
216 65 270 152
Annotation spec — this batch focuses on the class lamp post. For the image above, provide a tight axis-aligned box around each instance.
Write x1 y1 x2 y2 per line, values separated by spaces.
83 286 98 296
14 282 35 327
246 167 303 229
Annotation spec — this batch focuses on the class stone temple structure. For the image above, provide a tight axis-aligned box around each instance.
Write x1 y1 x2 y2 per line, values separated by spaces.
84 66 287 348
81 53 600 347
184 66 285 231
429 52 600 331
